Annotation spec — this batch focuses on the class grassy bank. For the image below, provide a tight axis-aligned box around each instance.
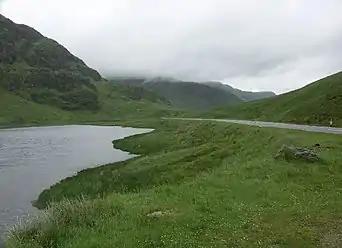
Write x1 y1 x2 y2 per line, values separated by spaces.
7 120 342 247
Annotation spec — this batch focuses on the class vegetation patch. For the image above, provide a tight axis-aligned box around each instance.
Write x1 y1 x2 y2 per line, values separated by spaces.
206 71 342 127
7 120 342 248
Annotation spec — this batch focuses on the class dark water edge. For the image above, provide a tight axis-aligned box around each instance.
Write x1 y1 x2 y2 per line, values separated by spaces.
0 125 153 246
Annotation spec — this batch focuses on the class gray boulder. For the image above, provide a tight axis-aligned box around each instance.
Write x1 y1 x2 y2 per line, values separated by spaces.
276 145 320 163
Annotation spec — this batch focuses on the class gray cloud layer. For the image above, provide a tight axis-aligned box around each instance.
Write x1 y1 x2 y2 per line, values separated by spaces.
1 0 342 93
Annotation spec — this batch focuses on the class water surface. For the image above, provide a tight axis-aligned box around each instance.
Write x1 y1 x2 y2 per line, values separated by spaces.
0 125 152 240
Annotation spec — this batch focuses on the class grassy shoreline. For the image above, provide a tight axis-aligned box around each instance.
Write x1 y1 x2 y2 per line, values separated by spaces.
0 118 154 130
6 119 342 247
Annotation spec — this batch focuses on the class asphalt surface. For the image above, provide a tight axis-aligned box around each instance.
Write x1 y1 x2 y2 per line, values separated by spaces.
164 118 342 135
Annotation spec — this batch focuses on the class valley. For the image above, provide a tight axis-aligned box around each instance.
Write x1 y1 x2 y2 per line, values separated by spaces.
1 12 342 248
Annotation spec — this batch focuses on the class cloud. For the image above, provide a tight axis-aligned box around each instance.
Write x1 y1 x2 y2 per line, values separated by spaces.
1 0 342 93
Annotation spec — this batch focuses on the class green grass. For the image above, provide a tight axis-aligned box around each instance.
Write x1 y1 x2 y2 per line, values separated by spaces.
7 120 342 247
0 89 75 126
0 82 185 127
92 82 184 120
205 71 342 127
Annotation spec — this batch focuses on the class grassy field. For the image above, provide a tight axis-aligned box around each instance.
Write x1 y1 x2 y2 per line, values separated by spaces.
0 89 75 126
0 83 185 128
6 119 342 248
205 71 342 127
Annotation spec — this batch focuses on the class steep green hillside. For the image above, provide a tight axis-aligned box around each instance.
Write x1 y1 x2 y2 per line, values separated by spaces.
0 14 101 111
206 71 342 126
0 15 181 126
203 81 276 101
110 77 243 110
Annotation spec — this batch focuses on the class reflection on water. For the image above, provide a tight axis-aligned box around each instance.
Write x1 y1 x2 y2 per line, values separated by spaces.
0 125 152 241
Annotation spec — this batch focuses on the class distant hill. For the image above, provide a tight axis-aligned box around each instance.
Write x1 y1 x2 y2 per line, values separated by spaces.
143 79 243 110
110 77 276 110
202 81 276 101
0 15 181 126
206 71 342 126
110 77 243 110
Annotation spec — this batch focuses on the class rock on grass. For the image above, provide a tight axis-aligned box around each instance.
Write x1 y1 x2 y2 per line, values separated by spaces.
276 145 320 163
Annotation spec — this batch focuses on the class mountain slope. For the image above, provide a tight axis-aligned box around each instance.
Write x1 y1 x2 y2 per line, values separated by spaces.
0 15 180 125
144 80 243 110
0 14 102 111
206 71 342 126
202 81 276 101
110 77 243 110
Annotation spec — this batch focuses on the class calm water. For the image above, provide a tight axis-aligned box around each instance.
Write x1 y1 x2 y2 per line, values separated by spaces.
0 125 152 242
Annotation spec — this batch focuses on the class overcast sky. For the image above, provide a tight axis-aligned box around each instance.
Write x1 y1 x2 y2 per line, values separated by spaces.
1 0 341 93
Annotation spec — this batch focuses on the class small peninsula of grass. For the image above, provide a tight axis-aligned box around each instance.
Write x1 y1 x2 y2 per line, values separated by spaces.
7 120 342 248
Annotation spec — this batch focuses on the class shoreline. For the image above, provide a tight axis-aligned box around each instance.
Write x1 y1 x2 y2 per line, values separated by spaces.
7 119 342 247
32 127 154 210
0 124 153 243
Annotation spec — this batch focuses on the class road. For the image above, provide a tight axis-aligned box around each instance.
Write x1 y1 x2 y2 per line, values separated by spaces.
164 118 342 135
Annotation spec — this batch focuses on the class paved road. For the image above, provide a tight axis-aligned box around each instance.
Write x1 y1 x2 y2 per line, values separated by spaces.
164 118 342 135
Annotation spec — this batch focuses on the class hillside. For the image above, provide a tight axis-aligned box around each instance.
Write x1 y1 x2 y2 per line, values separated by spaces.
206 71 342 126
202 81 276 101
0 84 181 127
0 15 180 126
110 77 243 110
143 79 243 110
0 88 75 126
110 77 276 110
0 14 102 111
